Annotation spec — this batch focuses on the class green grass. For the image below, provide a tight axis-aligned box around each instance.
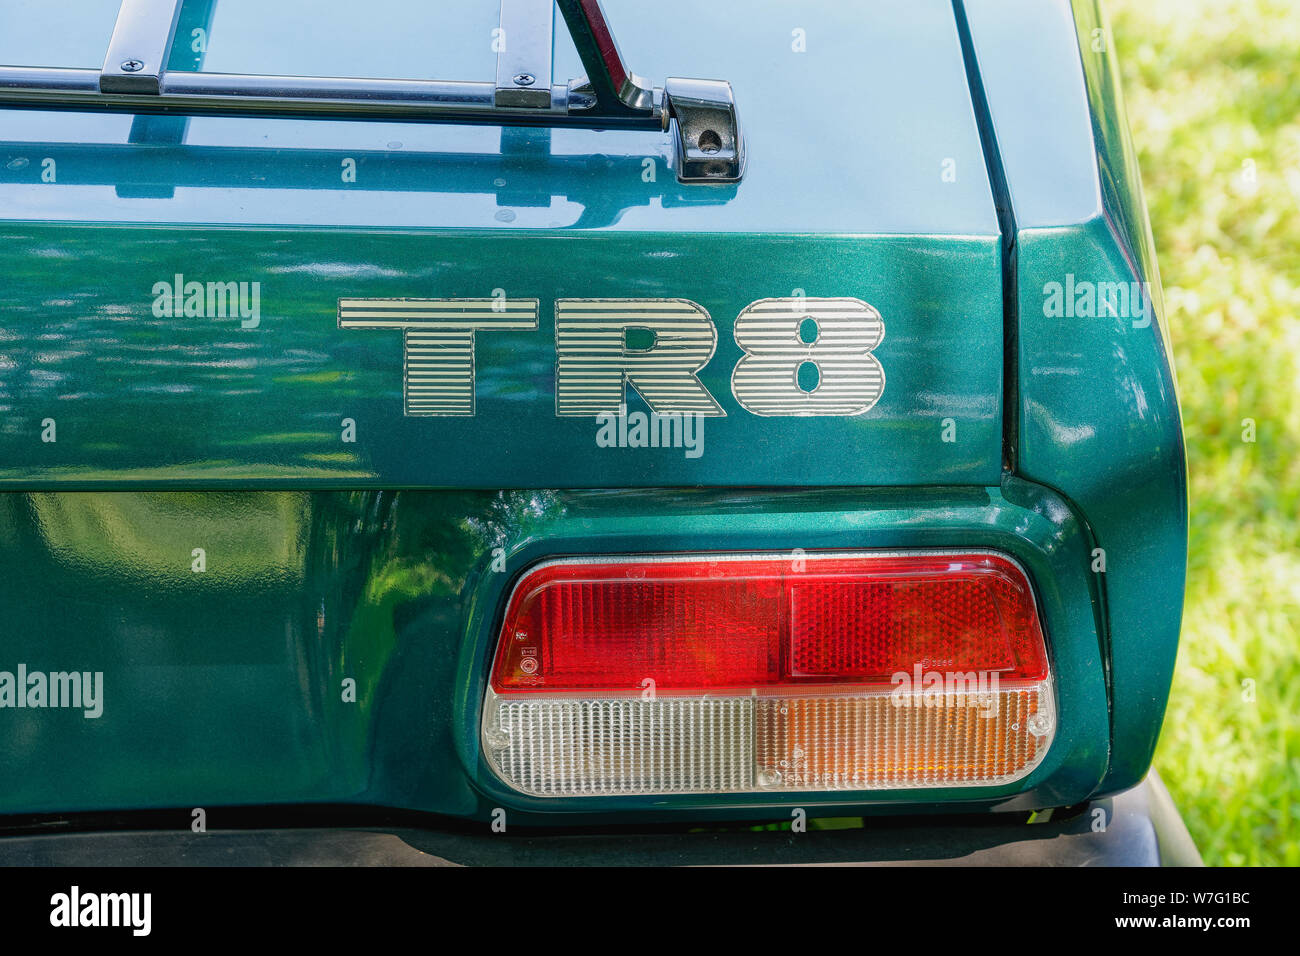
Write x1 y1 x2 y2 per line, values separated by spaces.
1108 0 1300 865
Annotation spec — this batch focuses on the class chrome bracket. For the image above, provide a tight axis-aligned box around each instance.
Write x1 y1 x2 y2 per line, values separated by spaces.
99 0 184 95
0 0 745 185
664 77 744 183
557 0 743 183
495 0 555 110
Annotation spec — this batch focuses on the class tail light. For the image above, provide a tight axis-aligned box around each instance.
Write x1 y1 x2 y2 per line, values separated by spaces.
481 552 1054 797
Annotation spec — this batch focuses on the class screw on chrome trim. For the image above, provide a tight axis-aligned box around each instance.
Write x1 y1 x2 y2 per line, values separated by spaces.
120 59 144 72
513 73 536 86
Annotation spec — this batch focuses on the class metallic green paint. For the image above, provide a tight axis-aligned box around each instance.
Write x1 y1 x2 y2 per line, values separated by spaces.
960 0 1187 794
0 1 998 236
0 227 1002 488
0 0 1007 488
0 480 1107 821
0 0 1187 821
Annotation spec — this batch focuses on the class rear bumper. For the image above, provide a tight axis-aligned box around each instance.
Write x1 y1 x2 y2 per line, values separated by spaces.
0 773 1201 867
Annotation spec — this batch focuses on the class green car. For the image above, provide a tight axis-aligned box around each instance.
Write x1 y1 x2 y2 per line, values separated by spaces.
0 0 1199 866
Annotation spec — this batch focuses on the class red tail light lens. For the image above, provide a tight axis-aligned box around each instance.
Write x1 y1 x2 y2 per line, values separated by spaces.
483 552 1054 796
492 553 1048 693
